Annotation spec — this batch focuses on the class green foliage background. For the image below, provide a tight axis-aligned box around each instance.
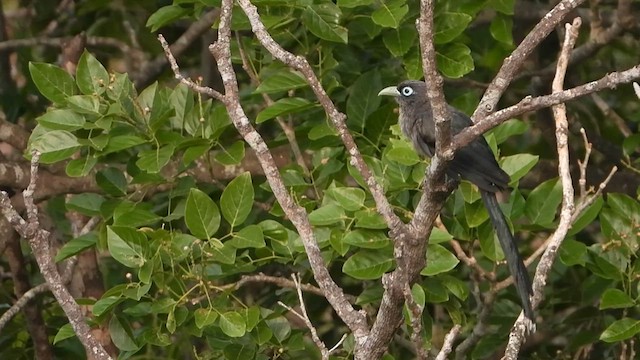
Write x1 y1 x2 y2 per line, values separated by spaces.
1 0 639 359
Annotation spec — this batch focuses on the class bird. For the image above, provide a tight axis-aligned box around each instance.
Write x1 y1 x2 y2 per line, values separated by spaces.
378 80 535 322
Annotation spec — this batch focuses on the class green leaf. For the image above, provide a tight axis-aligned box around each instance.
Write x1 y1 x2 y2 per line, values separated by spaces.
113 204 162 228
66 155 98 177
343 250 393 280
110 316 139 351
219 311 246 338
386 139 421 166
434 12 473 44
228 225 265 248
599 289 635 310
525 178 562 227
500 154 538 184
136 144 175 173
55 233 97 262
382 27 416 56
220 172 254 227
302 4 348 44
440 274 469 300
436 43 474 78
347 70 382 129
489 119 528 145
254 71 308 94
102 134 146 155
29 62 78 104
559 238 588 266
342 229 389 249
185 188 221 239
106 226 147 268
325 187 366 211
309 204 346 226
337 0 374 8
214 141 245 165
146 5 189 32
429 227 453 244
30 130 80 158
422 244 460 276
66 193 105 216
96 167 127 196
256 97 314 123
371 0 408 29
53 324 75 345
194 308 219 329
600 318 640 343
76 50 109 95
93 296 121 317
568 196 603 236
490 13 513 45
465 199 489 228
36 109 86 130
68 95 102 115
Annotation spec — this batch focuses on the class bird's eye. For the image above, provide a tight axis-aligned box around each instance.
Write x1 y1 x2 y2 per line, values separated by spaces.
401 86 414 96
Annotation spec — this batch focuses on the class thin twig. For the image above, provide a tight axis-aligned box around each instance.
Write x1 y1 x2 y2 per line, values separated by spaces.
504 17 582 358
403 283 428 359
435 325 461 360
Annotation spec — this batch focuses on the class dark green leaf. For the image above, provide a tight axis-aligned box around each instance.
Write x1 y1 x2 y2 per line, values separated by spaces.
256 97 314 123
76 50 109 95
422 244 460 276
343 250 393 279
36 109 86 130
55 233 98 262
302 4 348 44
490 13 513 45
325 186 366 211
66 155 98 177
383 27 416 56
136 144 175 173
53 324 75 345
106 226 147 268
96 168 127 196
194 308 219 329
342 229 389 249
146 5 189 32
525 178 562 227
214 141 245 165
436 43 474 78
109 316 139 351
599 289 635 309
67 193 105 216
500 154 538 185
371 0 408 28
347 70 382 130
309 204 346 226
185 188 221 239
29 62 78 104
600 318 640 342
434 12 472 44
220 172 254 227
228 225 265 248
219 311 246 338
254 71 307 94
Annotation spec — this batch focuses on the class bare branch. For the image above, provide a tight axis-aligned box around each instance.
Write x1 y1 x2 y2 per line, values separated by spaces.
504 17 582 358
435 325 461 360
278 274 337 359
474 0 587 119
456 64 640 152
0 151 111 359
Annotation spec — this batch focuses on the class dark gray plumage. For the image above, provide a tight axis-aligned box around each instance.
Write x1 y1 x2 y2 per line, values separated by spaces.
379 80 534 321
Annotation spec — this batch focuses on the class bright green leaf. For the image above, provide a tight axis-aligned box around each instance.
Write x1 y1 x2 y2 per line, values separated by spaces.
29 62 78 104
220 172 254 227
185 188 221 239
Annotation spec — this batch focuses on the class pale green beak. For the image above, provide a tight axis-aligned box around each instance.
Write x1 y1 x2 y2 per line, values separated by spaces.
377 86 400 97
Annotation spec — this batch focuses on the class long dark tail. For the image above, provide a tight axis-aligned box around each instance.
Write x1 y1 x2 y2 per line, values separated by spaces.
480 190 534 321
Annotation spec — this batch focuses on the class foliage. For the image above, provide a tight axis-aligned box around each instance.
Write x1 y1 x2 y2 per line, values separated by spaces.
1 0 639 359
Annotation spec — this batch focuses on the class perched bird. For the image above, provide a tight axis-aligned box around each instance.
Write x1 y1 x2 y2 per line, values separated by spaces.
378 80 534 322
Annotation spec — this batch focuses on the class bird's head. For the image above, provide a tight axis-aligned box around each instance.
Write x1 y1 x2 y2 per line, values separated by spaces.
377 80 429 109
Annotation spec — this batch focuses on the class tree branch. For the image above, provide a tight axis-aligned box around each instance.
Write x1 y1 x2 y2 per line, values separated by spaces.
0 151 111 360
473 0 587 119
